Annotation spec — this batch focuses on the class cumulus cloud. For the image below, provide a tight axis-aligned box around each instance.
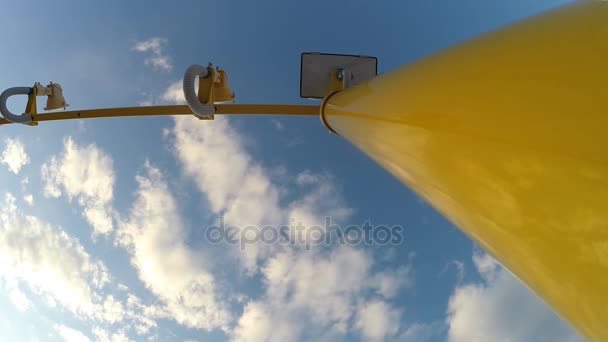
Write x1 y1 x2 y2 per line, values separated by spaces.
97 295 126 324
1 138 29 174
91 326 129 342
446 250 583 342
6 282 31 311
231 302 275 342
54 324 91 342
172 115 285 273
116 162 232 332
171 114 356 274
355 300 402 341
123 293 165 335
159 79 416 340
370 265 413 299
36 133 234 334
231 247 407 341
160 80 184 103
0 191 162 339
23 194 34 206
132 37 172 72
0 193 110 315
41 137 115 236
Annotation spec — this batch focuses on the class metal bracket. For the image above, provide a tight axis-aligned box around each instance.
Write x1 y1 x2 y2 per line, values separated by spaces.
319 90 341 135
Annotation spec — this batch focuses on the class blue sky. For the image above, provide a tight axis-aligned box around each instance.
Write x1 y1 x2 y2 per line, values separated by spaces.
0 1 583 341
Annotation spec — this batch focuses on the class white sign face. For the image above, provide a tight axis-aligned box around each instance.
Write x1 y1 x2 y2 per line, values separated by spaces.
300 53 378 99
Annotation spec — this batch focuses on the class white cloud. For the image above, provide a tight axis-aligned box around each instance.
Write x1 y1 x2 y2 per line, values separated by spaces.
0 191 160 339
123 293 164 335
165 95 285 242
23 194 34 206
42 137 115 236
446 251 583 342
0 193 109 316
370 265 412 299
232 247 407 341
116 162 232 332
172 115 285 273
172 115 266 214
265 247 371 329
97 295 125 324
231 302 274 342
91 326 129 342
1 138 29 174
6 282 31 311
287 171 353 230
471 251 499 279
355 300 401 341
90 327 111 342
132 37 172 72
54 324 91 342
171 115 354 274
160 80 185 104
162 81 409 340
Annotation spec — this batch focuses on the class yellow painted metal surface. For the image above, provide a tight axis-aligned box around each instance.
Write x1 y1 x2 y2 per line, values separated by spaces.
0 104 318 126
324 1 608 340
197 66 235 104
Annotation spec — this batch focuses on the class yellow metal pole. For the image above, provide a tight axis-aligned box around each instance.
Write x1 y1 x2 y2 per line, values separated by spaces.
0 104 319 126
323 1 608 340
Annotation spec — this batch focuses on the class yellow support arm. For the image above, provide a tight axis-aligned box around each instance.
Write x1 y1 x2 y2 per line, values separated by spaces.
0 104 319 126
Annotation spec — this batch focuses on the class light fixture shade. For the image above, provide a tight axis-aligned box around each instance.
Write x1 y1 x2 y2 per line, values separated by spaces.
44 83 69 110
213 70 235 103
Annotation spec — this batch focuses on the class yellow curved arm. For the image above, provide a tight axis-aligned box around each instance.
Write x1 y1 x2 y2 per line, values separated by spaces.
0 104 319 126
